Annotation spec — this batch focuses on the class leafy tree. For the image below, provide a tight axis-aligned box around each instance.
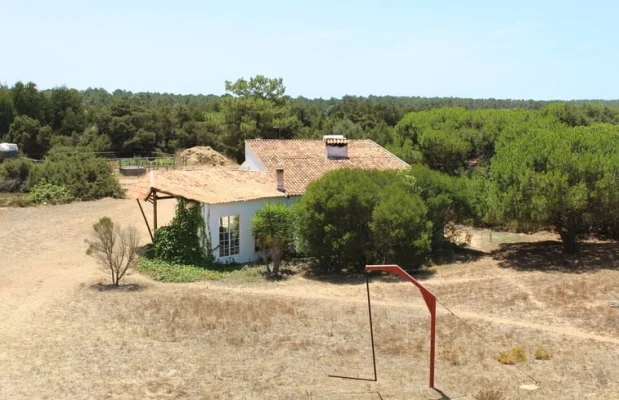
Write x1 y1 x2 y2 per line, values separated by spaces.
418 129 471 173
225 76 286 101
5 115 52 157
370 187 432 269
251 202 294 276
0 86 15 136
390 107 540 173
222 76 300 161
489 124 619 253
401 165 480 248
49 86 85 135
86 217 139 286
78 126 112 152
11 81 48 122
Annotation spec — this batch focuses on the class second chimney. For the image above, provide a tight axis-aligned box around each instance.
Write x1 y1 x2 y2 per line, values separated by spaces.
323 135 348 159
276 169 285 192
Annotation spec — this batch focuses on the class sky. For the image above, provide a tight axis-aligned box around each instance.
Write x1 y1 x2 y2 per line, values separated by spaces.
1 0 618 100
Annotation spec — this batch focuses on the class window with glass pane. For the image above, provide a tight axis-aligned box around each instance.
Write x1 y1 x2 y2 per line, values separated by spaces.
219 215 240 257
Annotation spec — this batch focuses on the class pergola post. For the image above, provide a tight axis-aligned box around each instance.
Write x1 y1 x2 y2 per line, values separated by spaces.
152 189 158 231
136 199 154 242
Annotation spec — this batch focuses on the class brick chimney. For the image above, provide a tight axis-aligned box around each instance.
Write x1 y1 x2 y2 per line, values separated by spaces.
276 169 285 192
323 135 348 159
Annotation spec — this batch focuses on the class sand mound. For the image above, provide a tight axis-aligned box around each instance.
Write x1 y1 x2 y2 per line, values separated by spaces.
178 146 237 167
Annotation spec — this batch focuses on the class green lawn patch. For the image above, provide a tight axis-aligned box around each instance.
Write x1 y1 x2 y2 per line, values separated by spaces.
136 258 264 283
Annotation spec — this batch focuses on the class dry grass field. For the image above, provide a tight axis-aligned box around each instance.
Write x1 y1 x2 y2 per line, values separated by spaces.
0 198 617 399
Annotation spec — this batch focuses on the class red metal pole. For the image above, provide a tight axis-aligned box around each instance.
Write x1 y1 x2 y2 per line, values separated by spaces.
429 296 436 389
365 264 436 389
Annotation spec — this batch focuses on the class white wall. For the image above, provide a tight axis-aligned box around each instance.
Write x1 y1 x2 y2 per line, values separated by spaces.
202 196 299 263
239 143 264 171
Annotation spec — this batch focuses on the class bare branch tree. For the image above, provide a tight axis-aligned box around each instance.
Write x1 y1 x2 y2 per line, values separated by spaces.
86 217 139 286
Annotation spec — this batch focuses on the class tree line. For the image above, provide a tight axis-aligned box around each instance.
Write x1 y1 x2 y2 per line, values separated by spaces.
2 76 618 162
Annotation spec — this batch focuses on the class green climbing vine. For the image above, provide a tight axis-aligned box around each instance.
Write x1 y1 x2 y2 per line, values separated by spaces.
153 198 216 266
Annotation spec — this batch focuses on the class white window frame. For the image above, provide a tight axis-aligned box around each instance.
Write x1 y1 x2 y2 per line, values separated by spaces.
219 215 240 257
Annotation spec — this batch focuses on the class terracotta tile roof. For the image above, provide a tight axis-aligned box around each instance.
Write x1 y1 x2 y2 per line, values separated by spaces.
246 139 409 195
126 168 286 204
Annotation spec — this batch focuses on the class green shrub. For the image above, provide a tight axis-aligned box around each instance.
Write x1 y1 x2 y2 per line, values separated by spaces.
0 158 34 192
497 346 527 365
30 146 122 201
370 187 432 269
0 158 33 181
28 180 74 204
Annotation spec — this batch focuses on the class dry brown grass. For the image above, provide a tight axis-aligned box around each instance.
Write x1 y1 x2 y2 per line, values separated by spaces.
1 201 618 399
497 346 527 365
473 387 507 400
534 348 552 361
1 280 618 399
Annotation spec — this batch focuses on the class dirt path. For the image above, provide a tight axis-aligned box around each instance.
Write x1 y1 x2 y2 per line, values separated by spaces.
197 282 619 345
0 198 175 333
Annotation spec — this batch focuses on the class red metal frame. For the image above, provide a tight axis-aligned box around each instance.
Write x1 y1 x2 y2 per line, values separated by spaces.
365 264 436 389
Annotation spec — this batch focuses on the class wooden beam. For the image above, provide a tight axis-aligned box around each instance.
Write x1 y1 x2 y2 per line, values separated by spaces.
136 199 154 242
154 195 176 200
152 189 158 231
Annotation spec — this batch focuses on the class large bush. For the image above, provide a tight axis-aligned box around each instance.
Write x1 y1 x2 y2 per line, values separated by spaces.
296 169 389 272
489 124 619 252
30 146 121 200
296 169 433 273
370 187 432 269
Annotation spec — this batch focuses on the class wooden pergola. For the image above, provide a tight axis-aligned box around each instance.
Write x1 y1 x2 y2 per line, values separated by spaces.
135 188 177 243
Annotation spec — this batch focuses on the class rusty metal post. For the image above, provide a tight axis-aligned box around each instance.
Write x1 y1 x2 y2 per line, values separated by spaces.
365 264 437 389
366 274 377 381
428 296 436 389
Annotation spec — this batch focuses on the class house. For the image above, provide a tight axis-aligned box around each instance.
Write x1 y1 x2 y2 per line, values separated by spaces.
127 136 408 263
